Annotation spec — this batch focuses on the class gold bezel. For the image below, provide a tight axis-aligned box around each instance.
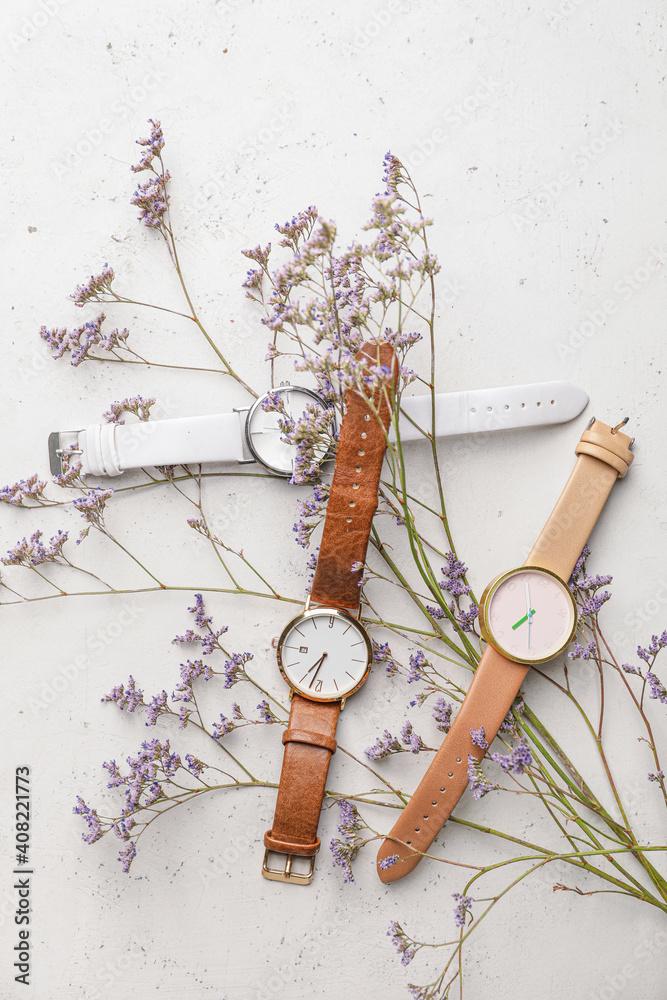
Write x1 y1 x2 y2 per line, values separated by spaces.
479 565 578 666
276 607 373 703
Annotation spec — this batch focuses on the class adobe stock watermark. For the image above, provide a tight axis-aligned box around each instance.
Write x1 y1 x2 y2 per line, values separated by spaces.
27 600 144 715
406 76 501 168
340 1 410 55
180 106 293 216
7 0 72 51
511 119 623 232
547 0 590 28
587 928 667 1000
556 246 665 359
50 70 167 179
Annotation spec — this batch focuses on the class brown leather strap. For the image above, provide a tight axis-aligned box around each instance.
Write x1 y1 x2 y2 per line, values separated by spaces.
309 341 397 611
377 419 633 883
265 695 341 856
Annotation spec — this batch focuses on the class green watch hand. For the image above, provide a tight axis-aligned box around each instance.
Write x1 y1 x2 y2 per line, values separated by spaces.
512 610 536 631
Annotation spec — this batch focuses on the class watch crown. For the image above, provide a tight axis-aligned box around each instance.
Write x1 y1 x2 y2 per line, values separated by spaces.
271 636 279 649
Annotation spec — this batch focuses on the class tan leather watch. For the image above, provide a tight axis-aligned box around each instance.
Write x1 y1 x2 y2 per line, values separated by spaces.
376 417 634 883
263 340 397 884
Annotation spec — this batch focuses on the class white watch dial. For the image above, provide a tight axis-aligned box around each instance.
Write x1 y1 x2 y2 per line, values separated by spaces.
481 566 578 665
246 386 334 477
278 609 372 701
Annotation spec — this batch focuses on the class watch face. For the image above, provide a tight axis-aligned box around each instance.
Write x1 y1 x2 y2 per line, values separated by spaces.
245 386 334 477
277 608 373 701
480 566 577 665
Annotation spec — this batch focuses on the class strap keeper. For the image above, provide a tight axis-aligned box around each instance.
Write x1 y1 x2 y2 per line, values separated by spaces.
575 420 634 479
282 727 337 754
264 829 321 856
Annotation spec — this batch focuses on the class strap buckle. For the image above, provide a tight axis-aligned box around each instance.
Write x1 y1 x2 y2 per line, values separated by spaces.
262 849 315 885
48 430 83 476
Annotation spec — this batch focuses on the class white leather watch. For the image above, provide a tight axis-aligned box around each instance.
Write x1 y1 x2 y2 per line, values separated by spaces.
48 381 589 478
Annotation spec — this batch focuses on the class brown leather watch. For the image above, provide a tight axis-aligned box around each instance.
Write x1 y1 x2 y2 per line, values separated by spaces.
262 340 397 884
376 417 634 883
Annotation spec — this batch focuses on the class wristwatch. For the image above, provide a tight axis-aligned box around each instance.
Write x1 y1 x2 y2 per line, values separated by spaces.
262 340 397 884
376 417 634 882
47 381 588 479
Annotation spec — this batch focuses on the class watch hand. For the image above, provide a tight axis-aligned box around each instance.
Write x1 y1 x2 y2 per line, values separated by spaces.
511 610 536 630
308 652 328 689
525 581 532 649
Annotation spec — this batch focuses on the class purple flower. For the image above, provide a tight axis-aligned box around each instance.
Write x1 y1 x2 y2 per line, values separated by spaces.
73 488 114 526
131 173 170 229
70 264 116 307
379 854 398 870
131 119 165 173
184 754 207 777
568 640 598 661
407 650 429 683
40 313 130 366
372 640 400 677
0 474 47 506
330 800 365 883
73 797 103 844
452 892 473 928
400 720 428 754
2 530 68 567
222 651 253 687
256 700 279 724
648 771 665 783
637 631 667 663
103 395 156 424
646 672 667 705
365 729 403 760
144 690 168 726
101 676 144 713
432 697 453 733
212 714 235 739
622 663 642 676
470 726 488 749
118 841 137 874
490 738 533 774
387 920 416 966
188 593 213 630
467 756 498 799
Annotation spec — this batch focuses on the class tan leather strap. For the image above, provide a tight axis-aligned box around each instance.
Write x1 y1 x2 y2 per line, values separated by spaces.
309 341 397 611
265 695 341 857
377 419 633 883
377 647 528 880
526 420 633 579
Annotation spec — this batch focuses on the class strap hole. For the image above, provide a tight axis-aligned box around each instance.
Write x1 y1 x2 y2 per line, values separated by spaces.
406 840 412 845
440 787 445 792
364 414 371 421
415 827 420 832
361 431 367 439
355 465 362 472
456 757 461 763
487 406 492 411
448 772 454 777
358 449 365 456
353 483 359 489
349 501 356 508
432 800 437 806
423 814 428 819
470 407 476 413
504 404 509 410
346 517 352 523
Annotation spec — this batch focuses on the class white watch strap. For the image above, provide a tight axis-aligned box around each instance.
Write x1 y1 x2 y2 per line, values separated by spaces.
395 381 588 442
79 413 246 476
56 381 588 477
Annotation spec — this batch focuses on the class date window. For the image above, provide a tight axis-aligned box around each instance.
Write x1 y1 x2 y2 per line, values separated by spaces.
299 645 308 653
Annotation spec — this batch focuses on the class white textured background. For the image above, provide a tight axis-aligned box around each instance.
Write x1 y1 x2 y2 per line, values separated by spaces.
2 1 667 998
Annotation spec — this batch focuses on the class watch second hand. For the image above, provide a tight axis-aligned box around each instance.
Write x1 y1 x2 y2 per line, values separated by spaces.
525 581 532 649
